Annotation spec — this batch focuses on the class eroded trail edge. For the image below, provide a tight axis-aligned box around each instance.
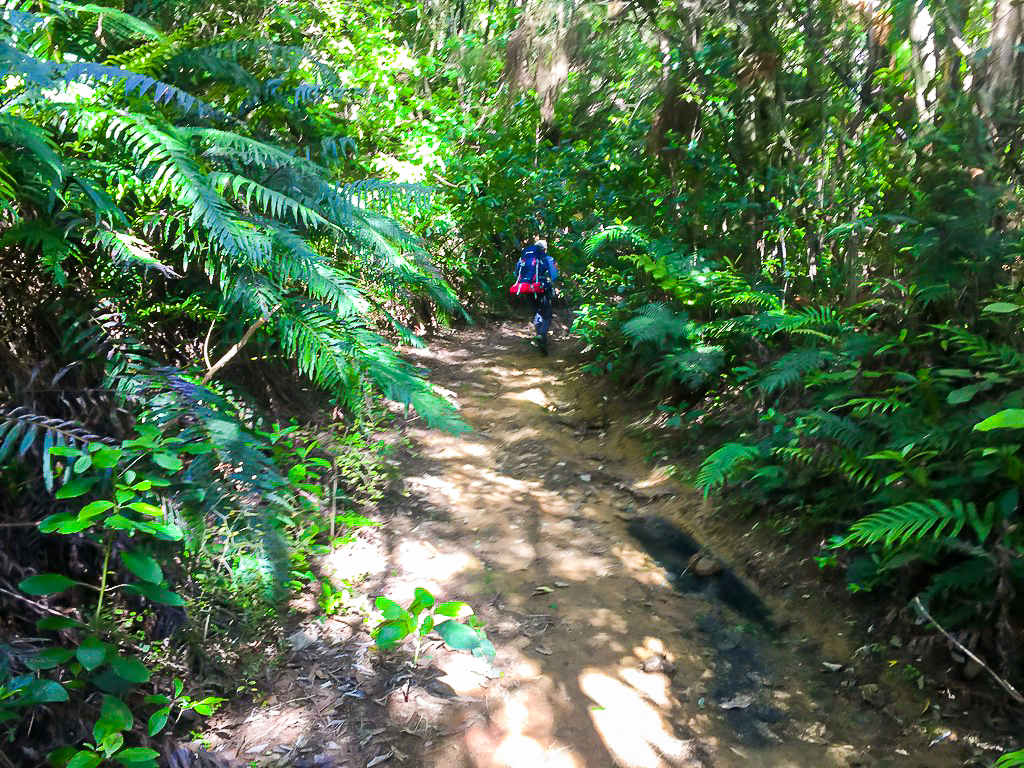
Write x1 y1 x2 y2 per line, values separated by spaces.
205 323 964 768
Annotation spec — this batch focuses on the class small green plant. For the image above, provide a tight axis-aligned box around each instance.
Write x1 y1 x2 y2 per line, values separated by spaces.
318 579 353 618
371 587 495 665
145 678 226 739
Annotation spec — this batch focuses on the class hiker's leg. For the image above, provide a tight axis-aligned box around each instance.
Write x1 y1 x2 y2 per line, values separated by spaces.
538 290 553 340
530 295 544 337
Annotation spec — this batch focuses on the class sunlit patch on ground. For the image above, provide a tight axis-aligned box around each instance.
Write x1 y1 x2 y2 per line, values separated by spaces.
580 668 701 768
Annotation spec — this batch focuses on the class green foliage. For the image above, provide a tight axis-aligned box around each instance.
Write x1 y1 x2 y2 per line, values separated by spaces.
996 750 1024 767
371 587 495 665
696 443 762 498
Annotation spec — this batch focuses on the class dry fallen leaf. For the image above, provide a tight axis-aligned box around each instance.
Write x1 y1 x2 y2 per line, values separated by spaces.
534 645 553 656
532 585 554 595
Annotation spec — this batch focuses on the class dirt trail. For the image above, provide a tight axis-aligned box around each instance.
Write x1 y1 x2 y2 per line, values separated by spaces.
204 321 970 768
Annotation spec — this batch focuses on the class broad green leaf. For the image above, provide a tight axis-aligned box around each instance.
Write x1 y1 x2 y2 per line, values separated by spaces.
99 694 134 731
120 551 163 583
146 521 184 541
99 733 124 757
66 751 102 768
434 600 471 618
110 657 151 684
104 515 142 532
409 586 435 616
435 620 481 651
48 446 81 458
55 476 97 499
148 707 170 736
373 619 408 650
113 747 160 768
76 637 110 671
26 648 75 670
947 384 981 405
36 616 83 631
39 514 92 534
192 696 225 716
80 500 115 518
982 302 1019 314
127 501 163 517
20 574 76 595
152 453 183 471
975 409 1024 431
47 746 78 767
24 679 69 703
375 596 406 620
472 635 497 661
124 582 185 606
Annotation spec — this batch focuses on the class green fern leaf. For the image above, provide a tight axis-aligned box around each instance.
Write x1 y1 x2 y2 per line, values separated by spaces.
696 442 762 497
842 500 970 548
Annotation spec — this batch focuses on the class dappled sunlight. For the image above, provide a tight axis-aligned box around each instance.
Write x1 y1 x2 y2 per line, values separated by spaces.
457 681 586 768
579 669 698 768
508 386 551 407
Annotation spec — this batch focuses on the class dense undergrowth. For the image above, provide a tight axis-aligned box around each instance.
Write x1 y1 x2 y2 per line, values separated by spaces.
3 0 1024 763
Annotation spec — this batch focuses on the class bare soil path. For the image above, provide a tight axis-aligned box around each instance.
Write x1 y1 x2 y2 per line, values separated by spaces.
202 320 971 768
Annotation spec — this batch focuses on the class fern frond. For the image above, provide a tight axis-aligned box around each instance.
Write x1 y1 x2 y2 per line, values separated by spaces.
844 396 908 418
696 442 761 497
843 500 970 548
84 227 179 277
0 407 114 491
658 345 724 388
210 172 338 233
758 348 828 395
74 108 268 262
584 224 650 256
0 114 64 187
62 2 164 41
799 410 869 450
622 303 693 347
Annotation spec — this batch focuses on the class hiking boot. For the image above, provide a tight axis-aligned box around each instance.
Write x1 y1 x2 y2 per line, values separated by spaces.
538 337 548 356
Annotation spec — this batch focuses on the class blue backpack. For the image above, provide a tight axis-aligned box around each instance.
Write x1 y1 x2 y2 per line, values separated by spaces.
510 246 551 295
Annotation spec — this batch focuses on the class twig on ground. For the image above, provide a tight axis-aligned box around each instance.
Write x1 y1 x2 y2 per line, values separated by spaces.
911 597 1024 706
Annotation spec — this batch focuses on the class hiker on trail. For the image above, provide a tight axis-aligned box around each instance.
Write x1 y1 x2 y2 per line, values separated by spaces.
510 239 558 354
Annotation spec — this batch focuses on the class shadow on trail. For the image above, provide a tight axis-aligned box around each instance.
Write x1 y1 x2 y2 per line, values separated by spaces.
626 514 774 631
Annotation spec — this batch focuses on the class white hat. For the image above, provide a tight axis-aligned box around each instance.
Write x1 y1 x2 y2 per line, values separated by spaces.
536 239 547 250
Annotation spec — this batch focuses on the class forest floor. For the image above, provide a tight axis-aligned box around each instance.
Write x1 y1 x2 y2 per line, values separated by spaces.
195 317 991 768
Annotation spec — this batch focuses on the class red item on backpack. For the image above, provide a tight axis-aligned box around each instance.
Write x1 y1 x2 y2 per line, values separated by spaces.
509 281 544 295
